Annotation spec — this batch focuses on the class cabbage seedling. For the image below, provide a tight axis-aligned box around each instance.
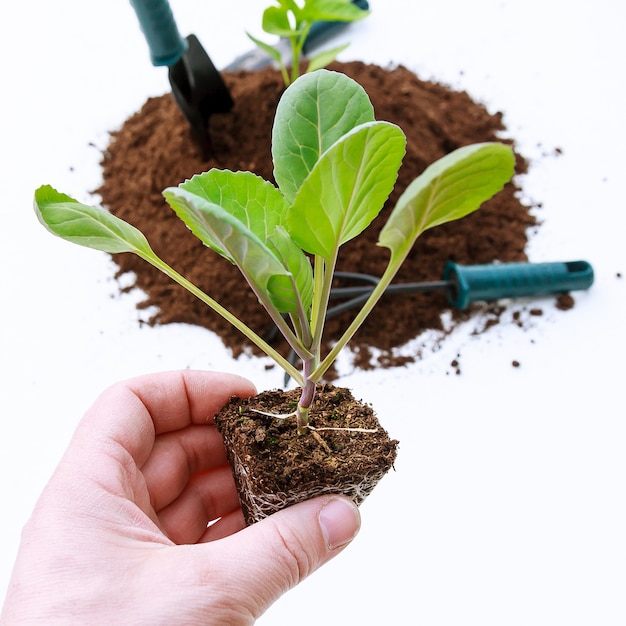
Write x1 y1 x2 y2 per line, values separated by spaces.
34 69 515 434
248 0 369 85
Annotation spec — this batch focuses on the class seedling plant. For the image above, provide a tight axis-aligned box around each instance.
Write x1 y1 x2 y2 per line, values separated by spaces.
247 0 369 86
35 69 514 435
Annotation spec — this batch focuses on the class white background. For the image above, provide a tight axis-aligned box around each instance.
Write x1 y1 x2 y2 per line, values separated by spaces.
1 1 625 624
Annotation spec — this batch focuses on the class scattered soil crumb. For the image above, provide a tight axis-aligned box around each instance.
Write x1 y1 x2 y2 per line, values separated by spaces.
555 293 575 311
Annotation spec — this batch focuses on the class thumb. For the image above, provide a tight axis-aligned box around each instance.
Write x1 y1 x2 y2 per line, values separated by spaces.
207 495 361 621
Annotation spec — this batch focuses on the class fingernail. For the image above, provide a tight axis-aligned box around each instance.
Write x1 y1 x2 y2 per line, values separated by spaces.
318 497 361 550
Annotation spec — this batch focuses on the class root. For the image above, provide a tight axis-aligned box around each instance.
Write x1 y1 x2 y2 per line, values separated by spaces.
248 408 378 433
248 408 297 420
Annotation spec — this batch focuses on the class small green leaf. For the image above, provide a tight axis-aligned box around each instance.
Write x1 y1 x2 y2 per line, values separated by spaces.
288 121 406 260
306 43 350 73
301 0 370 22
378 142 516 262
246 32 283 64
272 69 375 202
262 5 297 37
34 185 154 256
277 0 302 20
163 185 300 314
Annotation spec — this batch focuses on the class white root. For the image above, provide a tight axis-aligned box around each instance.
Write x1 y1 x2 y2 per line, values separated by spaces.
247 408 378 433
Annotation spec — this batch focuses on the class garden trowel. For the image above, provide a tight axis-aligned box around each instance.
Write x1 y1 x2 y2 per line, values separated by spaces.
129 0 233 158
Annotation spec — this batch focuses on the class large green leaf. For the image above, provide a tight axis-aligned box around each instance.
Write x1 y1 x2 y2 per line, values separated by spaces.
177 170 290 256
288 121 406 260
163 186 300 314
272 69 375 202
378 142 516 262
34 185 153 256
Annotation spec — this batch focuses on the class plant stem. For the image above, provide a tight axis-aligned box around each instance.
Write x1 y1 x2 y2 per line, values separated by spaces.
279 64 290 87
296 358 316 435
310 251 339 350
290 22 311 84
290 34 300 85
311 260 400 381
139 251 304 385
252 286 314 363
309 255 325 333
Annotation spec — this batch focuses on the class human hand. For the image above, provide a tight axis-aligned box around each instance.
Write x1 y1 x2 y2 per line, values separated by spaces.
1 370 361 625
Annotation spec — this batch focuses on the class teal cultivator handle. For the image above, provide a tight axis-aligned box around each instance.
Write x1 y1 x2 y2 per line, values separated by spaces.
280 258 594 382
130 0 187 66
443 260 594 309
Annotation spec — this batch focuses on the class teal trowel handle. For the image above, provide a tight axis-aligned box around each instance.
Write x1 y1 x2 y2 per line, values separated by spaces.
130 0 187 66
443 260 594 309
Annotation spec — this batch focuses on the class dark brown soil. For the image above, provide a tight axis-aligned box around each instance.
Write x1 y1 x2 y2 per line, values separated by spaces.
215 384 398 525
97 61 537 373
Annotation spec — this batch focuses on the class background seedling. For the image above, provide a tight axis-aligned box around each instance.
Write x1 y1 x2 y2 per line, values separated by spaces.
248 0 370 85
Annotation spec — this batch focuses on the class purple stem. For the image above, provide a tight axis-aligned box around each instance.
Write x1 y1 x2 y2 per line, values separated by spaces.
296 358 316 434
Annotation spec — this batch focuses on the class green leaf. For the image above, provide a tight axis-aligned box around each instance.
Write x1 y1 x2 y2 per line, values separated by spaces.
277 0 302 20
305 43 350 73
33 185 154 256
163 184 300 314
177 170 290 254
378 142 516 262
267 226 314 318
272 69 375 202
288 121 406 260
302 0 370 22
246 32 283 64
262 5 297 37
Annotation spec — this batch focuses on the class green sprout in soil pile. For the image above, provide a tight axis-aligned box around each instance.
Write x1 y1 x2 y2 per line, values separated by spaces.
248 0 369 86
34 69 514 435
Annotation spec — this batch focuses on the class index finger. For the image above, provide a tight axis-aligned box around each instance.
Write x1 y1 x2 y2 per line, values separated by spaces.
77 370 255 468
127 370 256 434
